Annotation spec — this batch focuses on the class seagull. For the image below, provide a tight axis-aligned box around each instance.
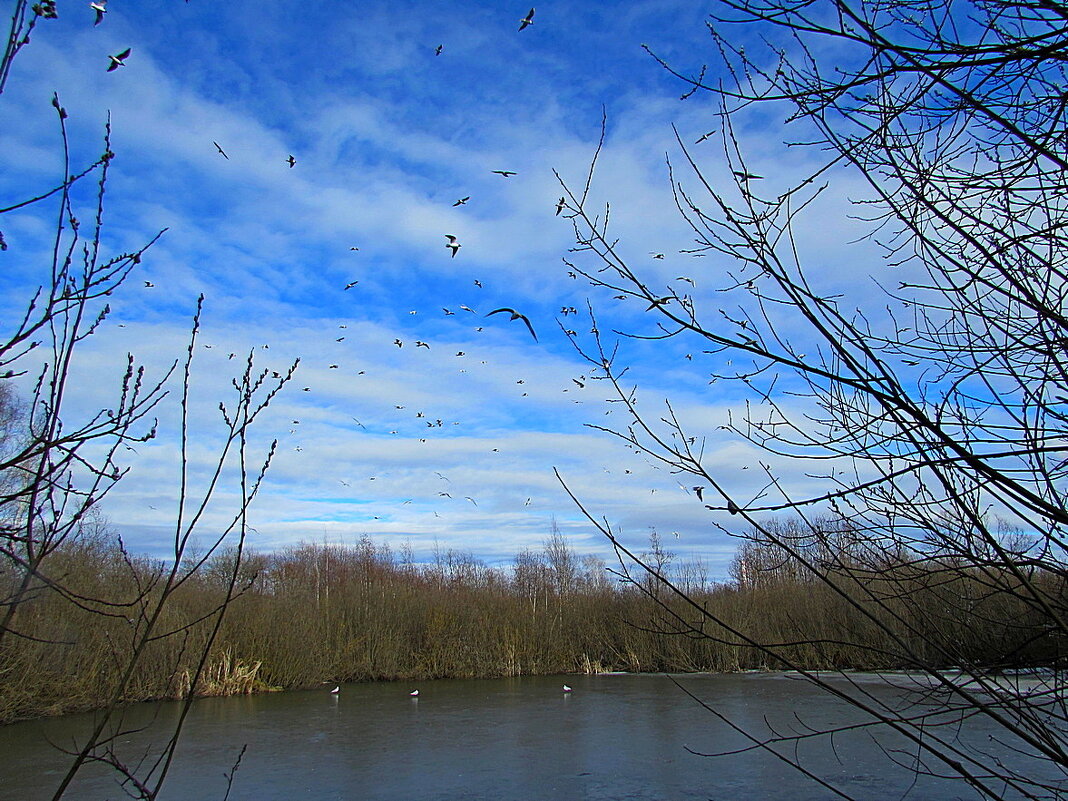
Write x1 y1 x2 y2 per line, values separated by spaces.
435 44 443 55
518 7 535 30
562 684 572 692
555 196 565 215
693 486 705 501
287 154 296 168
453 196 470 206
90 1 106 25
491 170 516 177
344 281 359 290
733 170 762 180
410 690 420 697
331 685 340 694
144 280 154 288
106 47 131 71
445 234 461 257
487 307 538 342
213 141 229 159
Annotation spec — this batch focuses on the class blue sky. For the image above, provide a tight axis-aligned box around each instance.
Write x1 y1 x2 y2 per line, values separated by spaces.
1 0 876 577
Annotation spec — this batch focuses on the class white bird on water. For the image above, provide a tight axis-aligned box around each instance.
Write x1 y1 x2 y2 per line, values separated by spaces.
331 685 340 694
562 685 572 693
410 689 420 697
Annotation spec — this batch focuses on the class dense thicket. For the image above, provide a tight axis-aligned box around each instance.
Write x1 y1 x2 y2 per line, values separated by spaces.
2 522 1060 724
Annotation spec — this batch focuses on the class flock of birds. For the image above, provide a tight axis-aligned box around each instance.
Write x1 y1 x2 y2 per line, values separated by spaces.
328 682 571 696
86 2 741 533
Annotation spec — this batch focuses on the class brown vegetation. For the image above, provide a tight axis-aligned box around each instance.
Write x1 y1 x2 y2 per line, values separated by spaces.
2 519 1059 724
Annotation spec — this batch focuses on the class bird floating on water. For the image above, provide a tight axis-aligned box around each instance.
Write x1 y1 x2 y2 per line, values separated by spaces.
331 685 340 694
410 689 420 697
106 47 131 71
562 684 572 692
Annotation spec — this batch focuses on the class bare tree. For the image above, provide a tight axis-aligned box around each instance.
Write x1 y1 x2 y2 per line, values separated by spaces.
1 4 294 798
557 0 1068 797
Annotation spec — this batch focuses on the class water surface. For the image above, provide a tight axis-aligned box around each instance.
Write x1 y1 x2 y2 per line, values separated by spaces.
1 672 1057 800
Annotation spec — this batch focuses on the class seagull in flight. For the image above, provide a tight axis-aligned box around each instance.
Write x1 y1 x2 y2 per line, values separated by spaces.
90 2 107 26
213 141 229 159
555 196 566 215
344 280 359 290
287 154 296 168
435 44 443 55
518 7 535 30
487 307 538 342
453 196 470 206
106 47 131 71
491 169 516 177
445 234 461 257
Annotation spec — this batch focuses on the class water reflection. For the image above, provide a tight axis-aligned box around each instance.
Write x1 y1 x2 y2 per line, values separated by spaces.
0 672 1059 800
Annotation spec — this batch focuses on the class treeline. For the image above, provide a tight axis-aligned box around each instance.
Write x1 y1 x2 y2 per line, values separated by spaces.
1 520 1062 723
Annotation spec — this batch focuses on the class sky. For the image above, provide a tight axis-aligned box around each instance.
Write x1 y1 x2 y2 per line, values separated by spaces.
0 0 879 578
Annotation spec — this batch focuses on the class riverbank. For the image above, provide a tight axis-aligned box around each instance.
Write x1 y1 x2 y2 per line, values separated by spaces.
2 535 1060 724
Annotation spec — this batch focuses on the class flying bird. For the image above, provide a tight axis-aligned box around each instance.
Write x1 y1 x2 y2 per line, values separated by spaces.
287 154 296 168
555 196 565 215
491 170 516 177
435 44 443 55
344 281 359 290
90 2 106 26
445 234 461 257
106 47 131 72
213 141 229 159
486 307 538 342
453 196 470 206
518 7 535 30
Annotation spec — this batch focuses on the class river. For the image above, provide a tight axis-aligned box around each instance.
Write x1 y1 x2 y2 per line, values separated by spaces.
1 672 1060 800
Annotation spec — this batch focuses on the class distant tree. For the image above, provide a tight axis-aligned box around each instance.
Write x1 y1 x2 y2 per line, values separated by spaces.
559 0 1068 796
0 3 293 798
